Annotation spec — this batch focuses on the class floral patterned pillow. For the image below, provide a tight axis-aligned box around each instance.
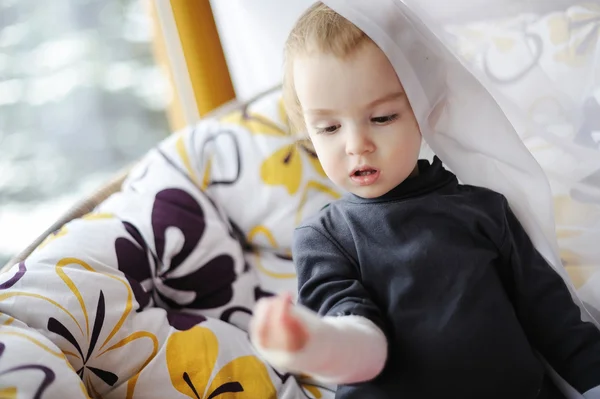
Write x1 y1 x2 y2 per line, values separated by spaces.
207 89 341 254
0 92 339 397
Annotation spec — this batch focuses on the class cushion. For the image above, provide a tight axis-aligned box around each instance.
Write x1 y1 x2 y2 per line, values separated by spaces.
0 88 338 398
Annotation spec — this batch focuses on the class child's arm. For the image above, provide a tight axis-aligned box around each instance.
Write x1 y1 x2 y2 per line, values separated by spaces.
250 223 390 384
250 294 388 384
498 200 600 396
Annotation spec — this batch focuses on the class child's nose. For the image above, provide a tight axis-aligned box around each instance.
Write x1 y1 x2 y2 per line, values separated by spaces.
346 128 374 156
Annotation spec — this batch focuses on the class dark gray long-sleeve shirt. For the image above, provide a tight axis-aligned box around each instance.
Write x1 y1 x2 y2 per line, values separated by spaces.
293 157 600 399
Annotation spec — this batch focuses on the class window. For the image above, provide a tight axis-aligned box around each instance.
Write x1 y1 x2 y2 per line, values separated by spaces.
0 0 171 266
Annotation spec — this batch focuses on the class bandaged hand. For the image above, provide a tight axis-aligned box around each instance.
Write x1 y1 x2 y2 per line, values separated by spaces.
250 292 309 353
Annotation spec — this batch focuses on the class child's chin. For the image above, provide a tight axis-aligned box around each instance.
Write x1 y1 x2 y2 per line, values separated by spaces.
350 187 384 199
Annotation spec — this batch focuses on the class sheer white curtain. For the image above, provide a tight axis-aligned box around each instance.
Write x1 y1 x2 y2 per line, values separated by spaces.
416 0 600 317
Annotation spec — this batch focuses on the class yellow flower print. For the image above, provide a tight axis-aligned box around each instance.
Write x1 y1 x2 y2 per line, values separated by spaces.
175 133 202 188
561 248 597 290
166 326 276 398
447 22 518 63
246 227 296 279
0 386 16 398
220 110 284 137
553 195 600 289
491 36 516 53
35 213 114 252
0 258 158 399
0 328 90 399
261 143 329 195
548 4 600 67
220 104 327 195
277 98 288 128
37 226 69 250
554 195 600 234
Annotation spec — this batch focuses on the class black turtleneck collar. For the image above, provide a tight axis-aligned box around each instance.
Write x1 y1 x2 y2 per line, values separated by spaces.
345 156 457 204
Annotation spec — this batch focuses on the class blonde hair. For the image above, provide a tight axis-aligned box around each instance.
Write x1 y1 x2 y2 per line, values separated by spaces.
283 2 373 135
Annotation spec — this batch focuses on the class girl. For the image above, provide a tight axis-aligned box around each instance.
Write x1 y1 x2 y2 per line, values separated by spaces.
249 1 600 398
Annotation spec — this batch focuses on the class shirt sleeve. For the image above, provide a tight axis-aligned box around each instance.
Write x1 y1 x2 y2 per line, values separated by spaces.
293 225 388 335
252 307 388 384
498 199 600 394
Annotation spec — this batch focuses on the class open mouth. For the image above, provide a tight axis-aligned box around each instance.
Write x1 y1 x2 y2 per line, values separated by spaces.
350 166 380 186
353 169 377 176
351 166 378 177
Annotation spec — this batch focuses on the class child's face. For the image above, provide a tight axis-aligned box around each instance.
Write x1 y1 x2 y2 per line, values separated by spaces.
294 42 422 198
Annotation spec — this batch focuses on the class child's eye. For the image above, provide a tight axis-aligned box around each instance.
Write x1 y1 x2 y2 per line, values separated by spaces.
371 114 399 125
315 125 340 135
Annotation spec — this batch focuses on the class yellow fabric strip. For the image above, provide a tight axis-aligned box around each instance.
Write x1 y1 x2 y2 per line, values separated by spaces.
170 0 235 117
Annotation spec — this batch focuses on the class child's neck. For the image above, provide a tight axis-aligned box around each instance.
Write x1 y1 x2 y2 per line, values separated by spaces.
409 162 420 178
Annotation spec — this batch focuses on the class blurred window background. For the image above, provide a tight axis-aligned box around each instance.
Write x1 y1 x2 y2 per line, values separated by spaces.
0 0 171 266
